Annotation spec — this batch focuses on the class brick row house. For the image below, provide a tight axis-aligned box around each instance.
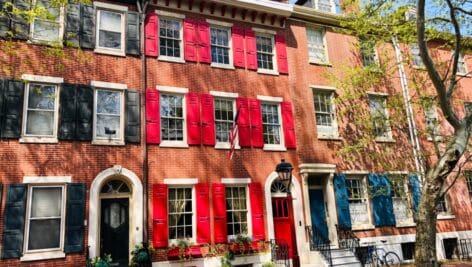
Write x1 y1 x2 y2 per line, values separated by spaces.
0 0 471 267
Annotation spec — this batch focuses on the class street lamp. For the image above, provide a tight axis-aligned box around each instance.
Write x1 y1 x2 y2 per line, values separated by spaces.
275 159 293 193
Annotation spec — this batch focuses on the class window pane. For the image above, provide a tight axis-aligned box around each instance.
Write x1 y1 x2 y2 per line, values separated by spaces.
100 11 122 32
28 84 55 110
99 31 122 49
97 90 121 115
262 104 281 145
26 111 54 135
31 187 62 218
28 219 61 250
96 115 121 138
32 20 60 41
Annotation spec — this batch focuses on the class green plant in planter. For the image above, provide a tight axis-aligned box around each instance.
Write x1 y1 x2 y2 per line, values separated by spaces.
220 250 235 267
88 254 112 267
169 238 193 261
234 234 252 255
131 243 154 266
262 261 275 267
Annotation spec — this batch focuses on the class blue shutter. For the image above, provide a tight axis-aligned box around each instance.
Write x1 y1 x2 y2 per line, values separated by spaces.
64 183 86 253
334 173 352 229
368 174 396 226
409 174 421 212
1 184 27 259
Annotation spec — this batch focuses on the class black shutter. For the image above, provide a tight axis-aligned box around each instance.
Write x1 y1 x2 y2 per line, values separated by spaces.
59 83 77 140
1 184 27 259
11 0 29 40
126 11 140 55
1 79 24 138
76 85 93 140
125 90 140 143
64 183 85 253
80 4 95 49
0 0 11 37
65 3 80 47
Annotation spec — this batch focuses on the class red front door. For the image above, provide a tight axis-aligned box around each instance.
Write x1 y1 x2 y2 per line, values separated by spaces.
272 196 299 266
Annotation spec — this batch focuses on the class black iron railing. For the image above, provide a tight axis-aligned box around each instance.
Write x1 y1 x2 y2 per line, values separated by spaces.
306 225 332 266
270 239 289 267
336 225 365 264
460 238 472 260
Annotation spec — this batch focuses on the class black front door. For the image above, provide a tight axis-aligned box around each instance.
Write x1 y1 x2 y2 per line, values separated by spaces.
100 198 129 267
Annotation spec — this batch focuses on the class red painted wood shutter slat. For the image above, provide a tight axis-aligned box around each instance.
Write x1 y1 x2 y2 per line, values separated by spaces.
152 184 168 248
184 18 197 62
196 183 211 244
212 183 227 243
232 25 245 68
245 28 257 70
200 94 215 146
197 20 211 63
236 97 251 147
144 11 158 57
146 89 160 144
249 182 265 241
187 92 201 145
275 33 288 74
281 101 296 148
249 98 263 148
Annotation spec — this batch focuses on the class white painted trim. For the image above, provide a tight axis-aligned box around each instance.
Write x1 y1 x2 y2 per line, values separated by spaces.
29 1 65 44
367 91 389 96
88 167 143 259
159 141 189 148
93 1 128 11
156 10 185 19
206 19 233 27
152 252 271 267
23 176 72 183
91 81 127 90
21 250 65 261
158 56 186 64
210 91 238 98
19 136 59 143
342 170 370 174
94 48 126 57
21 74 64 84
221 178 251 184
157 85 189 94
263 145 287 151
157 16 184 62
257 69 279 76
386 171 409 175
306 26 330 65
252 27 277 35
310 84 336 91
256 95 283 103
164 178 198 185
92 88 125 143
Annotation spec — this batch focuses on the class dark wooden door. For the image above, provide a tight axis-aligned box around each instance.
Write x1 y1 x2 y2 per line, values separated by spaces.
100 198 129 267
272 196 299 266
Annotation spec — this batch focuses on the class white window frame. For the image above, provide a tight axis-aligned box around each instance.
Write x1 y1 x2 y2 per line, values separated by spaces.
158 86 188 148
224 184 252 241
212 93 240 150
314 0 336 13
455 51 468 75
209 23 233 69
360 39 379 68
306 26 329 65
257 96 285 151
345 174 374 230
423 101 441 141
94 2 128 56
20 74 63 144
389 174 415 227
166 181 196 245
436 193 455 219
368 93 393 142
157 11 185 63
29 0 65 43
254 29 279 76
21 183 67 261
92 81 126 145
312 87 338 138
410 43 425 69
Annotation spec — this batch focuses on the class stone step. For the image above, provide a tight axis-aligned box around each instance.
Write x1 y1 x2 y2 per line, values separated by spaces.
331 255 361 266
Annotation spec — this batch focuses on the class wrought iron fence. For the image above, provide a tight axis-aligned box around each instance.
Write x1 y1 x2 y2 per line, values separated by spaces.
270 239 290 267
460 238 472 260
306 225 332 266
336 225 365 264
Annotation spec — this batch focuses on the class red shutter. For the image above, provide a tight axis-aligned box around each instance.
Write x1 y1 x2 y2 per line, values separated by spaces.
236 97 251 147
187 92 201 145
232 25 245 68
213 183 227 243
144 11 158 57
146 89 160 144
196 183 211 244
275 33 288 74
200 94 215 146
197 20 211 63
249 182 265 241
282 101 296 148
245 28 257 70
153 184 168 248
249 99 263 148
184 18 197 62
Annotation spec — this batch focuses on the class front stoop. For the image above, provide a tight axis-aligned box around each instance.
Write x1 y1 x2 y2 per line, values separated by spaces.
330 248 362 267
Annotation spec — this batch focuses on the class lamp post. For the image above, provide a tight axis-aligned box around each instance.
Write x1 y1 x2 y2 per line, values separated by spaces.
275 159 293 193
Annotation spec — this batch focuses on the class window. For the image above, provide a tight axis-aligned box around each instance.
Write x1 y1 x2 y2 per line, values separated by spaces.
159 17 183 60
390 175 413 225
368 94 392 140
410 43 424 68
168 187 193 241
160 93 185 144
226 186 249 238
31 0 63 42
301 0 335 13
256 34 276 71
436 194 450 214
261 103 282 147
464 171 472 202
94 88 124 144
211 26 231 66
346 176 371 227
214 98 236 146
25 186 65 252
307 27 328 64
360 40 378 67
95 7 125 54
401 242 415 261
456 52 468 74
313 89 337 137
424 101 440 140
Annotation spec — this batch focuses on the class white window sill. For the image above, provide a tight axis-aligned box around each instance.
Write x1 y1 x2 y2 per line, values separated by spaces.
28 39 63 47
437 213 455 220
263 144 287 151
94 48 126 57
427 136 443 142
413 65 426 70
158 56 185 64
160 141 189 148
257 69 279 76
395 222 416 228
352 224 375 231
20 136 59 144
318 135 342 141
375 137 396 143
309 60 332 67
210 63 235 70
21 250 65 262
92 139 125 146
215 143 241 150
457 73 471 77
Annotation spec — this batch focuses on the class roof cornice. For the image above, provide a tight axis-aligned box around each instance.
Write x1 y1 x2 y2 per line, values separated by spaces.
291 5 341 27
209 0 293 16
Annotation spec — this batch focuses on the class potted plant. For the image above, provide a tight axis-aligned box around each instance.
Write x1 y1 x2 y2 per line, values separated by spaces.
130 243 154 267
87 255 112 267
168 238 193 261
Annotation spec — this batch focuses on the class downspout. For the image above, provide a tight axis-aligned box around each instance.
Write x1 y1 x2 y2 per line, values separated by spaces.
392 37 425 177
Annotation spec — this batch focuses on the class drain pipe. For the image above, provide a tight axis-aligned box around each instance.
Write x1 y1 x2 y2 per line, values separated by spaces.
392 37 425 177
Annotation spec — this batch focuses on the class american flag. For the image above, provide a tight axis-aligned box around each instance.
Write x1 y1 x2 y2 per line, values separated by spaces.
228 109 240 160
